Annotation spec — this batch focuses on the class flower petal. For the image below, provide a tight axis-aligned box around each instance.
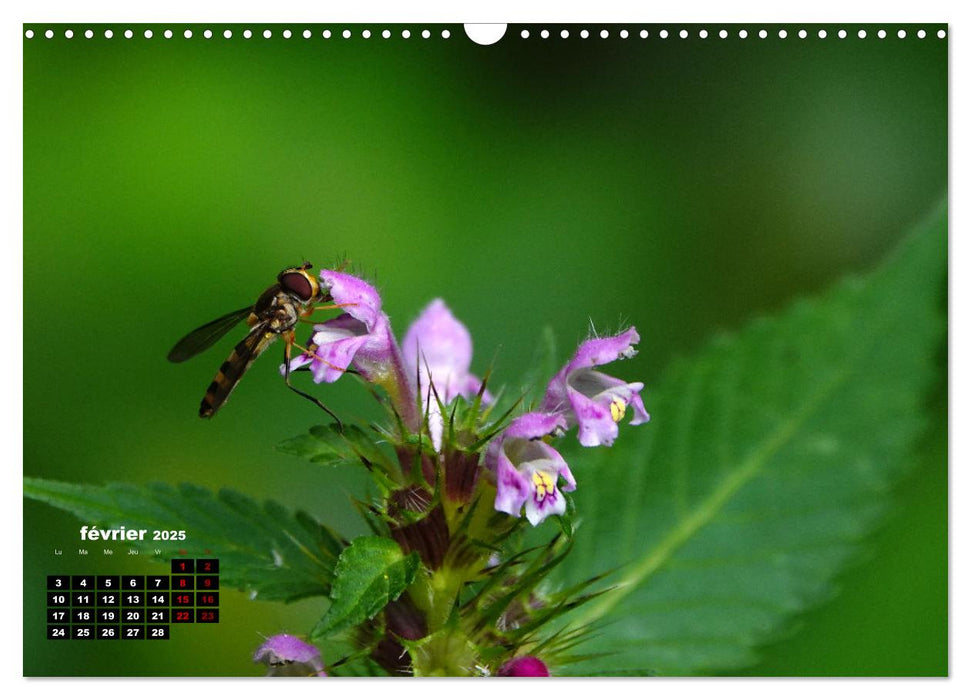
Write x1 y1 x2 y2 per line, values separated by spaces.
494 457 530 517
524 480 566 526
253 634 326 677
564 327 640 372
402 299 472 380
320 269 383 329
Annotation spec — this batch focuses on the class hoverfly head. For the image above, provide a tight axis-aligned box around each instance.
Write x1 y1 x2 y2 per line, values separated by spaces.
278 265 319 303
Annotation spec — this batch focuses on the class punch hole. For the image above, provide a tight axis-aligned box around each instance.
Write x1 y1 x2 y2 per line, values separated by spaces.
464 24 507 45
164 29 173 39
620 29 629 39
937 29 946 38
105 29 113 38
85 29 93 39
422 29 431 39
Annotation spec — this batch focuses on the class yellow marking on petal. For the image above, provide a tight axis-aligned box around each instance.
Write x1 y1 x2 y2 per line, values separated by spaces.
610 397 627 422
532 470 556 500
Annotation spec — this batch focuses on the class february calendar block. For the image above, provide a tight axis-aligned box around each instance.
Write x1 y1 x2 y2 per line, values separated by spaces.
42 558 220 645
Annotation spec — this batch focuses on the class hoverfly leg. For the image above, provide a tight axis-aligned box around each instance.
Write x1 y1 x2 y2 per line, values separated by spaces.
306 302 358 314
290 340 349 373
283 339 344 432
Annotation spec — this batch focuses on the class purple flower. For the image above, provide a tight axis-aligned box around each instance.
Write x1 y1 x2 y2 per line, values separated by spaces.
487 412 575 526
284 270 395 384
542 327 650 447
402 299 491 450
283 269 420 430
253 634 326 677
497 656 551 677
403 299 490 405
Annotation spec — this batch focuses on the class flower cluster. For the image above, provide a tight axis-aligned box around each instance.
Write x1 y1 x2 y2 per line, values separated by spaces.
263 267 649 677
284 268 648 527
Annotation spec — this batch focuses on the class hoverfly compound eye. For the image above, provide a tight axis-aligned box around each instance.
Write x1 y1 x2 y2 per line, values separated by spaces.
279 269 317 302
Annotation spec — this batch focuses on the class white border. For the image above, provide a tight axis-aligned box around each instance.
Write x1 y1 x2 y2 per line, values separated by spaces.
6 1 964 698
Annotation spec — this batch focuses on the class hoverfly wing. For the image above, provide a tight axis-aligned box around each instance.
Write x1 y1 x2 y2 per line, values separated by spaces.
199 324 279 418
167 306 254 363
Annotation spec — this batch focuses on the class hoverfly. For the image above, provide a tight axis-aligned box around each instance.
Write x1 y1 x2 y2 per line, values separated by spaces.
167 263 342 423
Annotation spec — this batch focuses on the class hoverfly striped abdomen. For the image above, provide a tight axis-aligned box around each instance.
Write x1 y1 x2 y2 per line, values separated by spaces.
199 329 276 418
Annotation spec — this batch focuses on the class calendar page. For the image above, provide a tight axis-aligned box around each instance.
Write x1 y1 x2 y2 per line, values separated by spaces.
22 21 948 678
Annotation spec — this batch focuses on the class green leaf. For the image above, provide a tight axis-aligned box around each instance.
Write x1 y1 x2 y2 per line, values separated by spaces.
23 478 343 602
559 204 946 675
312 536 420 639
278 423 396 473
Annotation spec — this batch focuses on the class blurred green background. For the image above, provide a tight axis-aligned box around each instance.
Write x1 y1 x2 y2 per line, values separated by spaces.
23 23 946 676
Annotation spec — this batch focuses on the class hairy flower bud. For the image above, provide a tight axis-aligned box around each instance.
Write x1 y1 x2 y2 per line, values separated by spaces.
444 447 481 504
497 656 551 677
403 299 492 451
390 503 451 570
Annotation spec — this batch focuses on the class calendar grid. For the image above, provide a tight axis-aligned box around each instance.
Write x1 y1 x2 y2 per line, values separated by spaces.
46 559 219 640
